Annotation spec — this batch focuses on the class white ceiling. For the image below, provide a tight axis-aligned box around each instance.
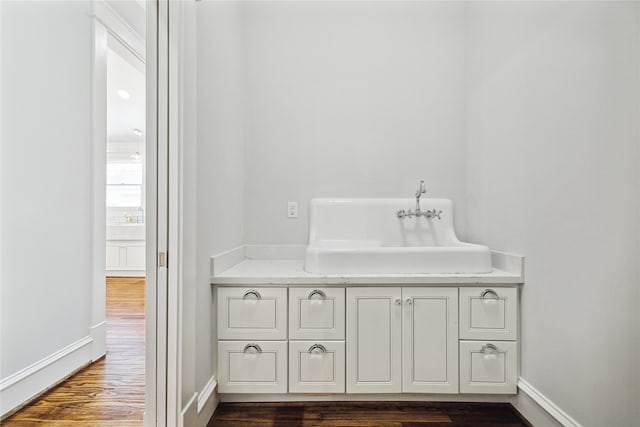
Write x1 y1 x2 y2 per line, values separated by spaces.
106 0 146 39
107 45 145 143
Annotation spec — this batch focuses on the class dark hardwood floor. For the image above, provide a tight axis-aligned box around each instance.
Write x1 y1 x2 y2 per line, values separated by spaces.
3 277 145 426
208 402 532 427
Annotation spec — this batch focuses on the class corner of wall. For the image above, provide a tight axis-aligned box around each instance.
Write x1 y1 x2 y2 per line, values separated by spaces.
196 376 219 427
512 379 578 427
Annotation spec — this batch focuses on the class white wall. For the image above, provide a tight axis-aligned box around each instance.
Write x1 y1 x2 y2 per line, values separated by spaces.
465 2 640 426
180 0 198 417
0 0 96 416
243 1 468 245
195 0 246 396
193 2 640 425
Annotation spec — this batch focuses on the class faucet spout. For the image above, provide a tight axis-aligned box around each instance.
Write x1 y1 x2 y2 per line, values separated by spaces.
416 180 426 199
415 180 426 212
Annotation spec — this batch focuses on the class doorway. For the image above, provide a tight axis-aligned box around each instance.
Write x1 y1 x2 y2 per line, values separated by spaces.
105 36 146 279
104 30 147 423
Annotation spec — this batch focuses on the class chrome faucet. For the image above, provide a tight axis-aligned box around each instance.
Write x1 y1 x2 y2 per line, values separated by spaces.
397 180 442 219
415 180 426 214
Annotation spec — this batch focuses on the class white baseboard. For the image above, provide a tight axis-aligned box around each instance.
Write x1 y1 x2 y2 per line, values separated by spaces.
90 321 107 360
220 393 512 403
181 392 198 427
0 336 93 418
197 376 219 427
106 270 145 277
513 378 580 427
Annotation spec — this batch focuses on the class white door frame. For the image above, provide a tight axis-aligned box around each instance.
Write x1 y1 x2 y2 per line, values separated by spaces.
147 1 183 425
146 0 166 425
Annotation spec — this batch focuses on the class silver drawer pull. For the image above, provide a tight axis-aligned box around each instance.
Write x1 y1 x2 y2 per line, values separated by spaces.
243 343 262 354
480 343 498 354
242 289 261 300
308 289 326 300
480 289 499 300
405 298 412 306
308 344 326 354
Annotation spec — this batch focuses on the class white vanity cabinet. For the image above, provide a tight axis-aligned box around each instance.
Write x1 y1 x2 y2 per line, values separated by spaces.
215 284 519 396
346 287 458 394
106 240 145 276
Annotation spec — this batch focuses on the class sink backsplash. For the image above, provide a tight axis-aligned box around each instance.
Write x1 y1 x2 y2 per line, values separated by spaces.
107 207 144 225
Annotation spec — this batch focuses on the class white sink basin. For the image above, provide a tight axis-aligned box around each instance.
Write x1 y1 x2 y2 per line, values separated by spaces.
107 224 145 241
304 198 491 274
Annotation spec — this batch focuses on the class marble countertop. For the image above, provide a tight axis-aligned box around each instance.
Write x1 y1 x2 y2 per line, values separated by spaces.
210 246 524 286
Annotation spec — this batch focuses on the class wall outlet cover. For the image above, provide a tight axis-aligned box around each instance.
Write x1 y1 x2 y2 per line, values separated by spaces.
287 202 298 218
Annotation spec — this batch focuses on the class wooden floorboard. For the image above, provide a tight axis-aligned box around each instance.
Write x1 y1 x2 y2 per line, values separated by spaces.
208 402 532 427
3 277 145 426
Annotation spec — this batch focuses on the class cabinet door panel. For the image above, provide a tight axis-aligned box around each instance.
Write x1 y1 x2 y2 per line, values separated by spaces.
460 340 517 394
289 341 345 393
106 245 121 269
217 287 287 340
459 287 517 340
346 287 401 393
403 287 458 393
218 341 287 393
125 244 146 269
289 288 345 340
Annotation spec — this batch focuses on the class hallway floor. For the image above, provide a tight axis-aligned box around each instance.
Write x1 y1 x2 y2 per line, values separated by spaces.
3 277 145 426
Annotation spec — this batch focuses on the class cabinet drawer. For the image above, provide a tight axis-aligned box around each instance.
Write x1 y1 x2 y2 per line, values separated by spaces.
459 287 517 340
289 288 345 340
218 341 288 393
289 341 345 393
460 341 517 394
217 287 287 340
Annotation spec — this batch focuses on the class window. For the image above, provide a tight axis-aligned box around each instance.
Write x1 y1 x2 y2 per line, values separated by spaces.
106 162 143 208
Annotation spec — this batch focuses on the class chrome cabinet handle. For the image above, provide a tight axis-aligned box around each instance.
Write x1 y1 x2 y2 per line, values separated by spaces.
395 298 402 305
480 343 498 354
308 344 327 354
242 289 261 300
480 289 499 300
308 289 326 300
405 298 412 306
243 343 262 354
